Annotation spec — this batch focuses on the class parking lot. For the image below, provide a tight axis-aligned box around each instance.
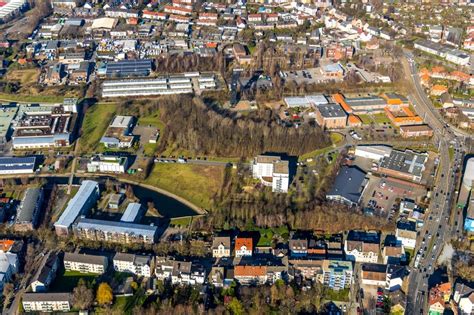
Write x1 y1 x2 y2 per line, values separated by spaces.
361 175 428 221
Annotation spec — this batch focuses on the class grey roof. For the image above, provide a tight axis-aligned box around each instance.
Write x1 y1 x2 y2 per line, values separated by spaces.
396 219 417 232
33 252 58 285
347 230 380 243
120 203 142 223
16 188 42 223
113 252 151 266
380 150 427 178
327 166 367 204
54 180 99 229
106 59 152 77
22 292 71 302
345 96 387 108
0 157 36 172
64 252 107 266
113 252 135 262
318 103 346 118
361 263 387 273
75 218 157 238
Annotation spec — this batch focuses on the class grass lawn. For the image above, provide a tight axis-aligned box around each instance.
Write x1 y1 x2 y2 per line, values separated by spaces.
405 248 415 264
144 164 225 209
372 113 391 124
0 92 64 103
79 103 117 154
50 270 99 292
143 143 157 156
358 114 373 125
247 226 290 246
170 216 192 227
138 111 165 130
448 147 454 161
324 288 350 302
330 132 344 144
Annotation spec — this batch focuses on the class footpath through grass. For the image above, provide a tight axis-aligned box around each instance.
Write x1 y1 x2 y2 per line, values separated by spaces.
79 103 117 153
299 132 344 162
144 163 225 209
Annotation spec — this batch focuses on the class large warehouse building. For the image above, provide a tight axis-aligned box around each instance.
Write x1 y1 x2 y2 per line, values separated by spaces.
54 180 100 236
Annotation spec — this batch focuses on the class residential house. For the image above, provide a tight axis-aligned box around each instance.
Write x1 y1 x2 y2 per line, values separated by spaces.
429 283 449 315
156 259 205 285
212 236 231 258
113 253 153 278
235 237 253 257
63 252 108 274
289 233 309 257
395 220 417 249
344 231 380 263
0 240 19 291
30 252 59 293
234 265 267 285
208 266 234 288
382 242 406 265
361 263 386 286
459 292 474 315
453 280 474 304
386 265 406 292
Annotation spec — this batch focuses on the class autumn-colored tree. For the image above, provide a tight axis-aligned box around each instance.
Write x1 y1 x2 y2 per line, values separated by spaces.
96 282 113 305
72 279 94 310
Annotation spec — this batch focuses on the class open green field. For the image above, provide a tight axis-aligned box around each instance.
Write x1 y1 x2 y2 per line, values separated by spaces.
50 270 99 292
0 92 64 103
79 103 117 153
299 132 343 162
144 164 225 209
6 69 40 85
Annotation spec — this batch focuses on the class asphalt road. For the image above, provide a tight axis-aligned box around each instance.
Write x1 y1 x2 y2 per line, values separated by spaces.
402 51 471 314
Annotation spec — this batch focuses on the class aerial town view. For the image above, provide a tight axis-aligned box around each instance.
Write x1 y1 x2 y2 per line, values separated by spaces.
0 0 473 314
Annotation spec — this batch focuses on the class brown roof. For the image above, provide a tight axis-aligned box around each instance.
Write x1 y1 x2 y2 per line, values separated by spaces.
235 237 253 251
362 243 380 253
400 124 433 132
212 236 231 249
384 246 403 257
255 155 280 164
234 265 266 277
273 161 289 174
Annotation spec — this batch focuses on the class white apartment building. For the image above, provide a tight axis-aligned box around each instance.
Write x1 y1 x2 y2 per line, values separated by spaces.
63 253 108 274
252 155 290 193
113 253 152 278
22 293 71 312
